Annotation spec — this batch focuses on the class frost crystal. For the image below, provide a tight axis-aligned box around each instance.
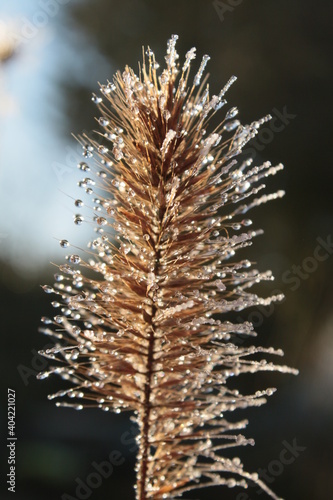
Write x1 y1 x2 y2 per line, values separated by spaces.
39 35 297 500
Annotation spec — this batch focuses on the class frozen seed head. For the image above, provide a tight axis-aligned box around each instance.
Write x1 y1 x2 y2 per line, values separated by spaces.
193 54 210 86
39 35 297 500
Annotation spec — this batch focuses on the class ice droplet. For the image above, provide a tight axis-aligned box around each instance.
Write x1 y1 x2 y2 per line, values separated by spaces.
41 317 52 324
99 117 109 127
225 107 238 120
77 162 90 171
236 181 251 193
96 217 107 226
98 145 109 154
223 120 240 132
70 350 79 360
72 325 81 335
82 146 93 158
91 93 102 104
69 255 81 264
242 219 252 226
74 216 84 225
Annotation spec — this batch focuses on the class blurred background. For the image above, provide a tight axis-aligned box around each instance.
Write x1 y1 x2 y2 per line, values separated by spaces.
0 0 332 499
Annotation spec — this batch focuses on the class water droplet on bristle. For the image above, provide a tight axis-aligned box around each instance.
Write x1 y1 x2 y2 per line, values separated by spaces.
96 217 107 226
69 255 81 264
77 162 90 171
41 317 51 324
36 38 296 487
225 107 238 120
91 93 102 104
99 117 109 127
74 216 84 225
98 145 108 154
72 326 81 335
236 181 251 193
224 120 240 132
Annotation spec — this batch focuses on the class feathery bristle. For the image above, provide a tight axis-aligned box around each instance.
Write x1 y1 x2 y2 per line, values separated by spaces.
39 35 297 500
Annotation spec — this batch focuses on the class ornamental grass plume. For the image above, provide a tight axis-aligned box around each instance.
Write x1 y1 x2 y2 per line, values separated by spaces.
39 35 298 500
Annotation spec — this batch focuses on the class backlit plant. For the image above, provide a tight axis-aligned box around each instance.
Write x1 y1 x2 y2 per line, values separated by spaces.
39 35 297 499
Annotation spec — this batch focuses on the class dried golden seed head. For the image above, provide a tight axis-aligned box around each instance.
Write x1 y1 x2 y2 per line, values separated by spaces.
39 35 297 500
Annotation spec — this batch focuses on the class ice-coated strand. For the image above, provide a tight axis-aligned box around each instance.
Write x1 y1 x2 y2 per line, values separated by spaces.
39 35 297 500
